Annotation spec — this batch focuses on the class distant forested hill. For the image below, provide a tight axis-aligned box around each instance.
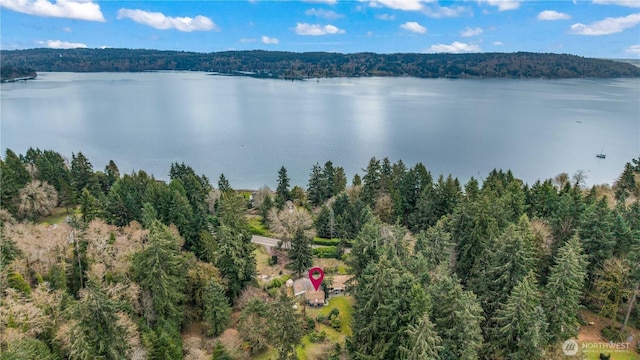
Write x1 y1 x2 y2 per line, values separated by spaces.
2 48 640 79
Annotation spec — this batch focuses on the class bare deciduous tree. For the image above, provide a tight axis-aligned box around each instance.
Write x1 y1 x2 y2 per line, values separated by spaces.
267 207 314 249
18 180 58 222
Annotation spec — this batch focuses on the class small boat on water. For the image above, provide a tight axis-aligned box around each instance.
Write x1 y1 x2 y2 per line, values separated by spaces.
596 153 606 159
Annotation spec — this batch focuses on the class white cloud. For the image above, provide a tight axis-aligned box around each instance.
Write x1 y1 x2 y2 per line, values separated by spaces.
570 13 640 35
0 0 105 21
240 38 257 43
35 39 87 49
400 21 427 34
370 0 428 11
626 44 640 55
117 9 218 32
537 10 571 20
477 0 523 11
493 41 504 45
425 41 481 53
261 35 279 44
305 8 343 19
461 27 483 37
593 0 640 8
293 22 345 35
423 5 469 18
375 13 395 20
62 26 72 32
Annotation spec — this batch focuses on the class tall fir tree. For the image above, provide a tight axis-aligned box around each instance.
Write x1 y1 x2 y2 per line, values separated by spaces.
544 235 588 343
493 272 548 360
288 228 313 276
268 289 304 360
399 314 442 360
203 278 232 336
429 269 484 360
132 221 186 329
275 166 291 210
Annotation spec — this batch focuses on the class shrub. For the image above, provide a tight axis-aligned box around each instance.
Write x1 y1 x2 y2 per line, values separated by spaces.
305 317 315 331
313 246 339 259
309 330 327 343
268 255 278 266
7 272 31 294
266 278 283 289
329 308 340 319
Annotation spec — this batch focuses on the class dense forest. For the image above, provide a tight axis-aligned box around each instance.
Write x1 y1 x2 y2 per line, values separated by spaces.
2 49 640 79
1 147 639 359
0 65 37 82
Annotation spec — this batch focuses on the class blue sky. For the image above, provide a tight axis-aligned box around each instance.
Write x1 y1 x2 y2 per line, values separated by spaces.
1 0 639 58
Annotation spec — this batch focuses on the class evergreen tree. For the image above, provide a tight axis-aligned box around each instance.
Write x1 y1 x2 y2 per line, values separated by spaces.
493 272 548 360
68 282 131 360
104 159 120 193
79 188 102 222
413 221 453 271
352 173 362 187
360 157 382 206
203 279 232 336
544 235 588 343
288 228 313 276
268 289 304 360
399 314 442 360
132 221 186 328
238 298 270 354
429 270 484 360
307 163 324 207
275 166 291 210
213 194 256 301
474 216 537 319
348 220 383 279
218 173 232 194
70 152 95 196
141 202 158 228
351 256 429 360
579 198 616 284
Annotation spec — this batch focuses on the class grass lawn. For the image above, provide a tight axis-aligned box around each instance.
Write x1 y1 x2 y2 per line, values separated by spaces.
296 296 355 360
38 207 80 225
248 216 273 237
254 245 273 275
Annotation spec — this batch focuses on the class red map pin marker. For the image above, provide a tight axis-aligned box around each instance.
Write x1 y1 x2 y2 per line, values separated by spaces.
308 267 324 291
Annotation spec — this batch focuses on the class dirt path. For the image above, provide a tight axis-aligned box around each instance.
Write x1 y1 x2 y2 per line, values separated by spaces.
578 310 639 351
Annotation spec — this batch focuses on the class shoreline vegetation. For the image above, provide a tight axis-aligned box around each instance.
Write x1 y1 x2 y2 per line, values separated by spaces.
1 147 639 359
2 48 640 80
0 65 37 83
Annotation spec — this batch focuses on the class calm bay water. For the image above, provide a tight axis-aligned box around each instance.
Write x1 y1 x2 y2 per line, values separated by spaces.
1 72 639 189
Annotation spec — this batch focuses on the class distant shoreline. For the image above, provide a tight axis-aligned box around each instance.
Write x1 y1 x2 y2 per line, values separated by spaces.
3 49 640 79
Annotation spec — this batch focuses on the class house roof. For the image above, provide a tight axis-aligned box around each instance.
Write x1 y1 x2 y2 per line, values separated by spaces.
307 290 325 303
330 275 350 290
293 278 311 296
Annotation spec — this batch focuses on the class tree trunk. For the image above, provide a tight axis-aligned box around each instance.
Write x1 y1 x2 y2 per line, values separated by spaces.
622 281 639 331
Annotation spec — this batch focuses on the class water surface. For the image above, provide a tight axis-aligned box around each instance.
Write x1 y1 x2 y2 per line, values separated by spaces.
2 72 638 189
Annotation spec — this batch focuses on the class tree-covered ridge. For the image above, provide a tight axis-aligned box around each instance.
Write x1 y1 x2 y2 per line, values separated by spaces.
0 65 37 82
2 48 640 78
1 148 639 359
